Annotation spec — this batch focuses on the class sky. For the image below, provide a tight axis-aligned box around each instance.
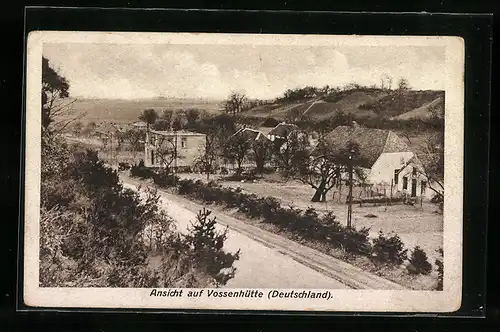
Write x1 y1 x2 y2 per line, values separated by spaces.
43 43 446 100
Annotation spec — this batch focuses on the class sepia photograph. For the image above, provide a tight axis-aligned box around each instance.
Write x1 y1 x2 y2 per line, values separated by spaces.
23 31 464 312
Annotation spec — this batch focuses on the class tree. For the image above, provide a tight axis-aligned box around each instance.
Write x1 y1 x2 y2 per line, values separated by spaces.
171 111 188 131
42 56 81 140
417 132 444 206
195 133 219 180
153 135 179 171
161 109 174 128
185 109 203 129
184 208 240 286
223 92 248 116
223 134 252 175
397 77 411 91
297 140 366 202
272 130 309 178
380 73 393 90
122 129 145 160
250 139 272 174
139 109 159 131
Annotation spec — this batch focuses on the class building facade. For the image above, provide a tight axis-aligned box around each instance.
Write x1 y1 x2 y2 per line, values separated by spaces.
144 130 206 169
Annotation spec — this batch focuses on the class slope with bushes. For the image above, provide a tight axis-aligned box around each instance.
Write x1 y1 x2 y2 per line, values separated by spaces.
40 138 239 287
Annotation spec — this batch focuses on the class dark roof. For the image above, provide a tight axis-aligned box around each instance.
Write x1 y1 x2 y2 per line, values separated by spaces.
268 122 299 137
324 125 411 168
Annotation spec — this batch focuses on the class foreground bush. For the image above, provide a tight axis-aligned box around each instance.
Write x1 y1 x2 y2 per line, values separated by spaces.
184 208 240 286
408 246 433 275
372 231 408 265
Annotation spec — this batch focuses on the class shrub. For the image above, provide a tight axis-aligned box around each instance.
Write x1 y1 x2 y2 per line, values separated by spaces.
39 141 239 288
408 246 433 275
152 169 179 188
130 160 154 179
435 248 444 290
341 227 372 255
118 162 131 171
184 208 240 286
372 231 408 265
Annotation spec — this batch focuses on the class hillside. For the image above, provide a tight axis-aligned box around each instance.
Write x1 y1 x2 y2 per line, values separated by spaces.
66 98 223 124
241 89 445 122
391 97 444 121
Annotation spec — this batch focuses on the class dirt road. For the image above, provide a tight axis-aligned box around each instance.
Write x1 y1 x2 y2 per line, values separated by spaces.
122 176 405 290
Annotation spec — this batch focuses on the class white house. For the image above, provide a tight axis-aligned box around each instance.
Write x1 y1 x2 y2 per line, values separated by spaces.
144 130 206 169
324 124 434 199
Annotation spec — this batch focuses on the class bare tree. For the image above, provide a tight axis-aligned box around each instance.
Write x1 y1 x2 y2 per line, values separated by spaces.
123 129 145 160
380 73 393 90
417 133 444 205
397 77 411 91
154 135 179 171
297 140 366 202
223 92 248 116
195 134 219 180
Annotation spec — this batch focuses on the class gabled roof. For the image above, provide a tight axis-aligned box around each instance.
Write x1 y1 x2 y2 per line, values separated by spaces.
150 130 205 137
231 127 270 143
267 122 299 137
324 125 411 168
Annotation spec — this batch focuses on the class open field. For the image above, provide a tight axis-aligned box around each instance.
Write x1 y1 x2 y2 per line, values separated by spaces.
66 98 223 124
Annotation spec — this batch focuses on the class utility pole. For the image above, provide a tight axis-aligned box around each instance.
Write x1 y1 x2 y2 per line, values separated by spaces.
347 149 354 228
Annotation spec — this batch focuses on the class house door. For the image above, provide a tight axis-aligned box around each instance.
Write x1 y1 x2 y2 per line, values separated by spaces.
411 179 417 197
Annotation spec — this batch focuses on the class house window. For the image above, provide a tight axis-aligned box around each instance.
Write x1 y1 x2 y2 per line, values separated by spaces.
181 137 187 149
412 167 417 176
151 150 155 165
394 170 399 185
403 176 408 190
421 181 427 195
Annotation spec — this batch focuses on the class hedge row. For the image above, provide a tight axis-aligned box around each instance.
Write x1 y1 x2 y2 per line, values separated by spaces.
130 164 435 273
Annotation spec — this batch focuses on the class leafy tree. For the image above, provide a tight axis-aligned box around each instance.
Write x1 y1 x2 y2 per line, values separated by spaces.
171 111 188 131
184 208 240 286
41 56 81 140
223 92 248 116
223 133 252 175
185 109 204 129
272 129 309 178
250 139 272 174
139 108 159 131
161 109 174 128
